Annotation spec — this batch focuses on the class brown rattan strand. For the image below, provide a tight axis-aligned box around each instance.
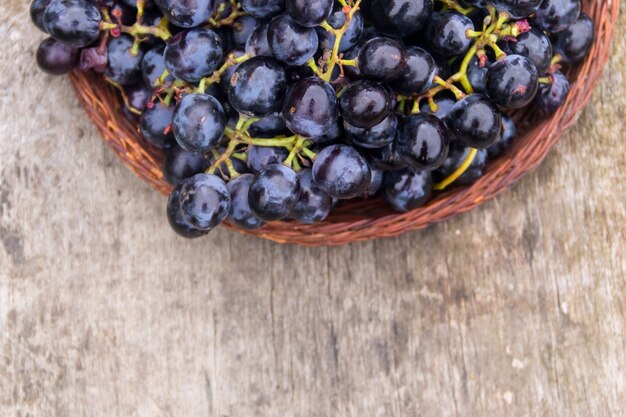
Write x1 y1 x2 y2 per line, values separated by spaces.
69 0 619 246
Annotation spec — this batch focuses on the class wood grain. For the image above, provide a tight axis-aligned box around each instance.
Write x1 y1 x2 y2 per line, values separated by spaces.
1 1 625 416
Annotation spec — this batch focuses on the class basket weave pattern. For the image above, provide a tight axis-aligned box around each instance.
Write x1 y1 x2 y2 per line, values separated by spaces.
69 0 620 246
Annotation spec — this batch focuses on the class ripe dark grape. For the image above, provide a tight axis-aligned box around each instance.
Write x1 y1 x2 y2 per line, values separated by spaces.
124 82 152 113
245 23 272 57
357 37 407 82
43 0 101 48
30 0 52 32
312 145 371 199
362 167 384 199
246 145 289 173
164 28 224 83
154 0 213 28
310 120 343 145
426 12 474 58
535 0 581 33
369 0 433 37
142 46 174 88
344 113 397 149
316 4 364 53
535 71 570 114
465 55 490 94
172 93 226 153
552 14 594 63
228 56 287 117
105 34 145 85
339 80 391 129
140 101 175 148
36 37 79 75
507 26 553 74
167 185 208 238
282 77 338 137
248 164 301 221
227 174 265 230
232 15 260 48
268 15 319 66
487 116 516 158
419 92 457 118
177 173 231 231
486 54 539 109
433 142 488 185
366 141 407 171
496 0 542 19
397 113 450 171
286 0 334 28
240 0 286 18
290 169 332 224
383 169 433 213
163 145 210 185
445 94 502 149
390 47 437 96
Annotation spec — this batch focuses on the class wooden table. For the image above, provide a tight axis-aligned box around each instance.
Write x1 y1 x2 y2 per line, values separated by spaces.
1 2 625 416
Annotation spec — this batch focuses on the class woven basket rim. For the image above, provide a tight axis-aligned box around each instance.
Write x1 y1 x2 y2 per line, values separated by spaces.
69 0 620 246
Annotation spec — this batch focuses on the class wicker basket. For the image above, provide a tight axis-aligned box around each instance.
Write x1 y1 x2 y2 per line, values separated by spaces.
69 0 620 246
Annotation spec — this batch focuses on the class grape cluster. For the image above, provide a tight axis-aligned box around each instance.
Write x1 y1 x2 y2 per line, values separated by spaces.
32 0 594 238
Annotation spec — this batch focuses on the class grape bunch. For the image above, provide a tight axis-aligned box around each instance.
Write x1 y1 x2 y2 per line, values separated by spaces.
32 0 595 238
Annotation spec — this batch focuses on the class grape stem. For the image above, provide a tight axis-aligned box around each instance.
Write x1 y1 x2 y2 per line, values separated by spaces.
434 148 478 191
196 53 250 93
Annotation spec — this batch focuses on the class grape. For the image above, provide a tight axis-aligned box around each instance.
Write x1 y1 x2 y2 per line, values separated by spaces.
163 145 210 185
124 82 152 113
232 15 260 48
344 113 397 150
36 37 79 75
282 77 338 137
426 12 474 58
362 167 384 199
290 169 332 224
433 142 488 185
310 120 343 145
486 54 539 110
316 3 364 53
312 145 371 199
369 0 433 37
506 26 553 74
397 113 450 171
419 92 457 118
339 80 391 129
248 164 301 221
248 113 290 138
240 0 286 19
383 169 433 213
465 55 490 94
446 94 502 149
140 101 175 149
105 35 145 85
164 28 224 83
142 46 174 88
30 0 52 32
535 71 570 114
172 93 226 153
535 0 581 33
366 141 407 171
43 0 101 48
496 0 542 19
390 47 437 96
227 174 265 230
228 56 287 117
154 0 213 28
268 15 319 66
245 23 272 57
167 185 208 238
178 173 231 231
246 145 289 173
287 0 334 28
357 37 407 82
487 116 517 159
551 13 594 63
